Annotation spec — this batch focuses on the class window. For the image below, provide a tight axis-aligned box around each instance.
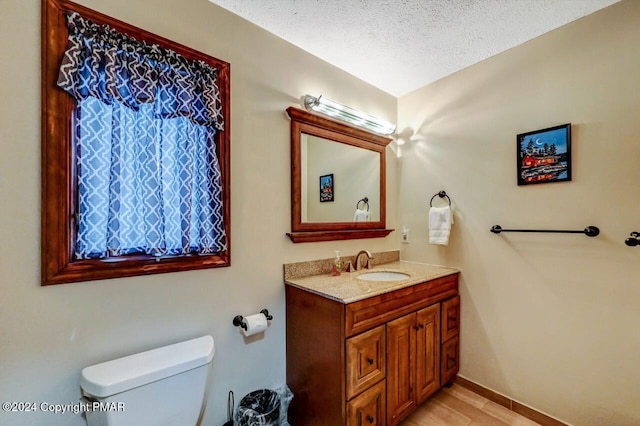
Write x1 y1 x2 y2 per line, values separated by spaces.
41 0 231 285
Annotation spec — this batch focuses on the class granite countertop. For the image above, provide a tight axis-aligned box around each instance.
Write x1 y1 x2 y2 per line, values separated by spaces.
284 260 459 304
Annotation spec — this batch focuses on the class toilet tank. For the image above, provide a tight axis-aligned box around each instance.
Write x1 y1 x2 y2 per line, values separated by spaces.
81 335 214 426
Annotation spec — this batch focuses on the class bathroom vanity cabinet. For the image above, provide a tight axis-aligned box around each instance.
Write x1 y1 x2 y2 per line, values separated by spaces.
285 269 460 426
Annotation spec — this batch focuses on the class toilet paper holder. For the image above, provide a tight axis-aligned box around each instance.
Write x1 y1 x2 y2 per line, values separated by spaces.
233 309 273 330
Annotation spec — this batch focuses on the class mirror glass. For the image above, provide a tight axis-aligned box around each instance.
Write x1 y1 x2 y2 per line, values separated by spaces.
301 133 380 223
287 107 393 243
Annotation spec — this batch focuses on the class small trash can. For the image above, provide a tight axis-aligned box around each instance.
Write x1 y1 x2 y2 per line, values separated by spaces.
236 389 281 426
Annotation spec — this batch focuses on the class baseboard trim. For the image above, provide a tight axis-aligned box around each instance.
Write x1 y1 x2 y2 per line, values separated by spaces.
455 376 570 426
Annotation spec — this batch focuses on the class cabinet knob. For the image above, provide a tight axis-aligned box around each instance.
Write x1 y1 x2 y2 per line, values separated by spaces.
447 354 456 368
366 357 374 365
626 231 640 246
367 415 374 423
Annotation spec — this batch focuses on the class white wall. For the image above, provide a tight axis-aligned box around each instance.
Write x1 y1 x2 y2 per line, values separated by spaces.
0 1 397 425
397 1 640 424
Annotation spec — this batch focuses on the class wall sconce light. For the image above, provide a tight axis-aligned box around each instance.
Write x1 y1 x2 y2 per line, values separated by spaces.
303 94 396 135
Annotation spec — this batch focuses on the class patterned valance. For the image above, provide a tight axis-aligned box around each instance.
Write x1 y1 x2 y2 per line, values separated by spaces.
57 11 224 130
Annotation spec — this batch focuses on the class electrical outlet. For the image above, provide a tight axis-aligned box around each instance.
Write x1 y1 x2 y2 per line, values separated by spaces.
401 227 410 243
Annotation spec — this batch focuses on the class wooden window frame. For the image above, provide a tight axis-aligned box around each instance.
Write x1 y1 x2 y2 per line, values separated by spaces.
41 0 231 285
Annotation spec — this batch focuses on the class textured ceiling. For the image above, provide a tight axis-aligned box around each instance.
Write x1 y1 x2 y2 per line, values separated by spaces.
208 0 619 96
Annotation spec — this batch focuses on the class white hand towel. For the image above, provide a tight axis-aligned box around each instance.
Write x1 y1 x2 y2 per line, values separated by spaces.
429 206 453 245
353 209 370 222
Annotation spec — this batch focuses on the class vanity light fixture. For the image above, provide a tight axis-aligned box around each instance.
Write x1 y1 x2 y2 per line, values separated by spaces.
303 94 396 135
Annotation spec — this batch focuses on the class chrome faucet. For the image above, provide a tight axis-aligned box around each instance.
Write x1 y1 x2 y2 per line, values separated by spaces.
354 250 373 270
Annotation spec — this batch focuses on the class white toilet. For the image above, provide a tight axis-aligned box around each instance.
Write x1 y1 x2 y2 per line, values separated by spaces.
80 335 215 426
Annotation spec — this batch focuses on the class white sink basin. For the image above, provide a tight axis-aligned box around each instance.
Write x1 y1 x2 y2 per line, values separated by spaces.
356 271 411 282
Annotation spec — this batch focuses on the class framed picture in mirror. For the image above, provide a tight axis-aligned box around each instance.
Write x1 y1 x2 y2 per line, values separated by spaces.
319 174 334 202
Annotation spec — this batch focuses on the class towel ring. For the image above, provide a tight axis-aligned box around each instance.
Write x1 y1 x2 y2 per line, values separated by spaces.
356 197 369 211
430 190 451 207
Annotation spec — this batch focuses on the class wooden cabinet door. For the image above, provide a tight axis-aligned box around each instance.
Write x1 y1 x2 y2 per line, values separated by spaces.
415 304 440 404
346 325 386 399
386 313 416 425
347 380 386 426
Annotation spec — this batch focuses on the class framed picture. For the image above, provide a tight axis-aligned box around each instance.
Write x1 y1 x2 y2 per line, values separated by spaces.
517 123 571 185
319 174 334 202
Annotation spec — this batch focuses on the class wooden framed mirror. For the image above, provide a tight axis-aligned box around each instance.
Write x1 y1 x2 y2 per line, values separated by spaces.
286 107 394 243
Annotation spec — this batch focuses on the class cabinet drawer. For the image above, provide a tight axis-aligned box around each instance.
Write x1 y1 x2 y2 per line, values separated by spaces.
346 325 386 399
441 335 459 386
441 295 460 342
346 274 458 337
347 380 386 426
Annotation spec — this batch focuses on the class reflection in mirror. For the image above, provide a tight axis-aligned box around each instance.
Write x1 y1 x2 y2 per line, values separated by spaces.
287 106 394 243
302 133 380 222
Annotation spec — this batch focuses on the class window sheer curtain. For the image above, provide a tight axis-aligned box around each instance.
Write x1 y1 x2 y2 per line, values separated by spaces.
57 12 227 259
